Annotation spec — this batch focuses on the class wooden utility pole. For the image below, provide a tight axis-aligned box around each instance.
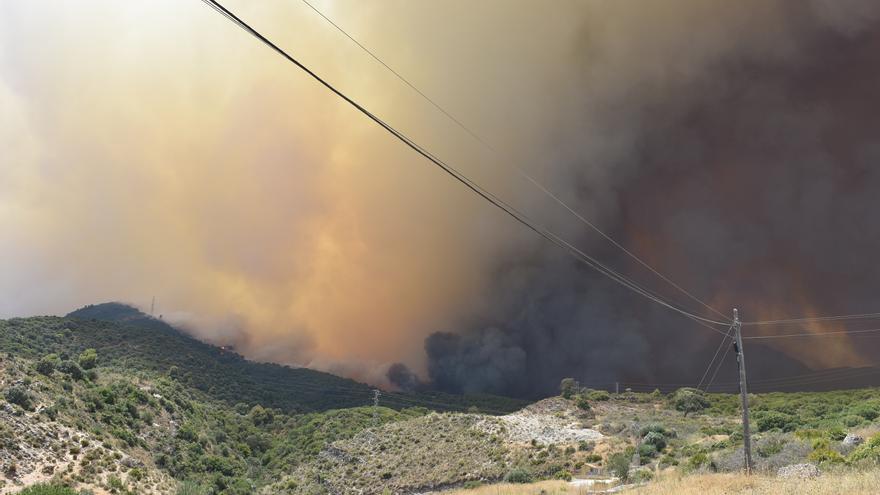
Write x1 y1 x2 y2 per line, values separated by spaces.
733 308 754 474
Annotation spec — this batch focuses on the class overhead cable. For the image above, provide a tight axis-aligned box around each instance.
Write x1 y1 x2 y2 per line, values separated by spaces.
298 0 729 323
199 0 731 328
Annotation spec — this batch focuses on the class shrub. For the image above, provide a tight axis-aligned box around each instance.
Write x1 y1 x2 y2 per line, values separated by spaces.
632 468 654 482
553 469 572 481
5 386 33 411
640 424 675 438
756 436 786 458
851 403 880 421
559 378 578 399
503 467 532 483
78 349 98 370
809 447 845 464
643 431 668 451
176 481 207 495
638 443 657 461
828 427 847 441
672 388 709 417
755 411 799 432
608 452 630 481
35 354 60 375
58 361 84 380
687 452 710 471
847 433 880 463
586 390 611 401
15 484 79 495
842 415 865 428
574 395 591 411
578 440 594 451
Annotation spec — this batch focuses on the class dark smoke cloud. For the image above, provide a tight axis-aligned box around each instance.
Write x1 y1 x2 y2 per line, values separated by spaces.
422 2 880 398
386 362 423 392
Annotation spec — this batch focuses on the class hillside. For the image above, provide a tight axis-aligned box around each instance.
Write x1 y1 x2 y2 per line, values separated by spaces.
3 309 880 494
264 387 880 494
2 304 526 414
0 347 431 494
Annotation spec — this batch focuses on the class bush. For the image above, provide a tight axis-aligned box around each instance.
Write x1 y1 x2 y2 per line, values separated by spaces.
5 386 33 411
560 378 578 399
35 354 60 375
842 415 865 428
553 469 572 481
176 481 207 495
851 403 880 421
809 447 845 464
755 411 799 432
638 443 657 461
640 424 675 438
756 435 786 458
632 468 654 482
672 388 709 417
643 431 667 451
574 395 591 411
608 452 630 481
828 427 847 441
58 361 84 380
586 390 611 401
503 467 532 483
847 433 880 463
687 452 710 471
78 348 98 370
16 484 79 495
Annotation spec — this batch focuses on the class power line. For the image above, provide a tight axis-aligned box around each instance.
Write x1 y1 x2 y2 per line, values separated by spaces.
199 0 730 328
697 323 734 390
743 327 880 340
299 0 488 149
703 338 734 392
743 312 880 326
297 0 729 324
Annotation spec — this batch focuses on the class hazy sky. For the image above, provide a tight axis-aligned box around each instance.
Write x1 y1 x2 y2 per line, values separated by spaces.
3 1 879 389
0 0 592 383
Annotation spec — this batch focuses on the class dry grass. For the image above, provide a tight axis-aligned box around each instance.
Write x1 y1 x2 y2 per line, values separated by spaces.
631 470 880 494
445 470 880 495
444 480 580 495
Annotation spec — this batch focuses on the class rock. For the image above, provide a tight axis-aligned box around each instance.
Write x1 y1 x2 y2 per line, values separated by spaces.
122 457 144 468
778 463 820 479
842 434 864 447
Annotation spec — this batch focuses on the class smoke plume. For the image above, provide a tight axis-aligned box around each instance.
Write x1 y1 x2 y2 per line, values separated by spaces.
2 1 880 395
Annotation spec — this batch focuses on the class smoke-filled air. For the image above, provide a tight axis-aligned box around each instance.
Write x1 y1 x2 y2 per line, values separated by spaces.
2 0 880 397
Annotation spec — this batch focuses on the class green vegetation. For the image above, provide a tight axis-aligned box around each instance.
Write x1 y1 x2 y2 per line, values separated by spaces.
559 378 578 399
672 388 710 417
608 452 630 481
503 467 533 483
15 485 81 495
4 306 880 494
1 305 525 414
0 307 524 494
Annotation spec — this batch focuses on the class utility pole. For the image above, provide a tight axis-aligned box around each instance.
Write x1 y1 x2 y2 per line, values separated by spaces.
150 296 156 316
733 308 754 474
372 389 381 428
